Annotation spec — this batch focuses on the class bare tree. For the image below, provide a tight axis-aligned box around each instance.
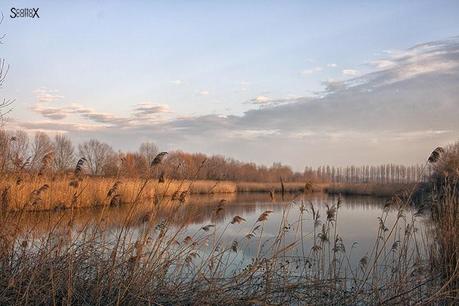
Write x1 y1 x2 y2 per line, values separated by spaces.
30 132 54 170
78 139 114 175
0 13 14 125
102 151 121 177
120 152 147 177
53 134 75 172
0 129 9 172
139 141 158 165
9 130 29 170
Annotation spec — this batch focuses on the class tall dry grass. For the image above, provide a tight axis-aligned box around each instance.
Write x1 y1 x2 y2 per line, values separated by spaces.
0 175 237 211
428 177 459 302
0 175 323 211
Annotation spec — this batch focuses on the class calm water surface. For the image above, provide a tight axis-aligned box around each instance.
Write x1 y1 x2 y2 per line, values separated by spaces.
18 192 427 271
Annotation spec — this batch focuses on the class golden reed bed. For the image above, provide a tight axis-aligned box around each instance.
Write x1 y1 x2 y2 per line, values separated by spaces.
0 175 320 211
0 175 235 211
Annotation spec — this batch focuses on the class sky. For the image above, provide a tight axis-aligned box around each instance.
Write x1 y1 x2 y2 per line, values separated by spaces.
1 1 459 170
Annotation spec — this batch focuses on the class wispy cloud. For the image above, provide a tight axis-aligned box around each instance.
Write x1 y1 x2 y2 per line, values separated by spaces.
30 91 173 127
342 69 359 76
247 95 312 108
250 95 271 105
238 81 250 92
32 105 69 120
365 39 459 86
33 88 64 103
301 66 322 75
369 59 395 69
18 120 104 133
133 103 171 117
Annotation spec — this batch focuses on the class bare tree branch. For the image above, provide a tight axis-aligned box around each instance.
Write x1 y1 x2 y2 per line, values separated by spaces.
0 12 14 125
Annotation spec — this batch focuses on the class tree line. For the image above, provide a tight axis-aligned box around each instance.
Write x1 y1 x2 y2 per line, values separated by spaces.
306 164 429 184
0 129 295 181
0 129 427 183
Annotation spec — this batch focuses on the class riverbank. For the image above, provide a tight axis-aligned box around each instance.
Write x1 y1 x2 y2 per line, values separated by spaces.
325 182 416 197
236 181 325 193
0 173 428 212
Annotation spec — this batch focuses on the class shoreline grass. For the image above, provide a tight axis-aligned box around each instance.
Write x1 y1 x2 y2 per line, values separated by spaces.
0 175 236 211
430 177 459 298
0 175 324 212
236 181 326 193
325 182 415 197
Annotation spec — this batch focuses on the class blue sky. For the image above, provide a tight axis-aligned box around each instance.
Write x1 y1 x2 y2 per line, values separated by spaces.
1 1 459 169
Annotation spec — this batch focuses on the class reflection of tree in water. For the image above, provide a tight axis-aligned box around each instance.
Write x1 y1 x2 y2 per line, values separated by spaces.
339 195 387 210
11 192 395 236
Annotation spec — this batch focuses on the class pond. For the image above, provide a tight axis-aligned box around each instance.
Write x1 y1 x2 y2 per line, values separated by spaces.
14 192 429 274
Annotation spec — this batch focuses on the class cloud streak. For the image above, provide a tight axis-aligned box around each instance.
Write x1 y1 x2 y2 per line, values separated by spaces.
342 69 359 76
30 88 173 127
301 66 322 75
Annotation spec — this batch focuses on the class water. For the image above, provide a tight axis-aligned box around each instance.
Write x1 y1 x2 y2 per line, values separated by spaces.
15 192 428 273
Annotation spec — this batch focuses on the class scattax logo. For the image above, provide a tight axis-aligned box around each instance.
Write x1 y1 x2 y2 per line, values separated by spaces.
10 8 40 18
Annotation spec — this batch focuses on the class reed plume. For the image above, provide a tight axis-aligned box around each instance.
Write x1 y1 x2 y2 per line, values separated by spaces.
150 152 168 167
230 215 246 224
257 210 273 222
428 146 445 163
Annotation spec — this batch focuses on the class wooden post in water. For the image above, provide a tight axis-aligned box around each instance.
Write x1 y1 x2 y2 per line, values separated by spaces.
280 176 285 201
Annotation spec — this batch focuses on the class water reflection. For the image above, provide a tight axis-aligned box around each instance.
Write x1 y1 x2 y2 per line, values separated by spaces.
13 193 390 233
12 193 424 268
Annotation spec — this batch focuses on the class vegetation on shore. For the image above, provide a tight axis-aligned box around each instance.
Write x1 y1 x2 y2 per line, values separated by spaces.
236 181 324 193
0 171 433 213
325 182 416 197
1 129 425 185
0 176 235 211
2 128 440 201
0 174 325 212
